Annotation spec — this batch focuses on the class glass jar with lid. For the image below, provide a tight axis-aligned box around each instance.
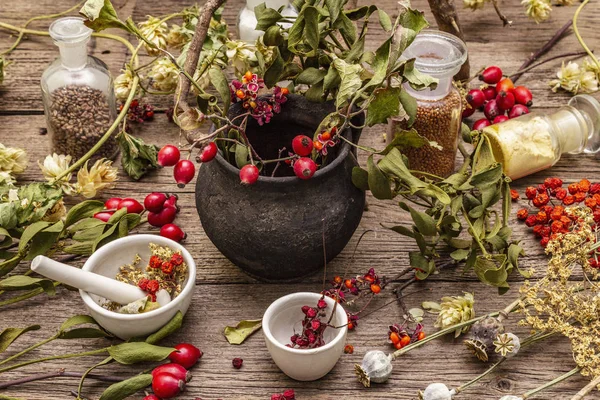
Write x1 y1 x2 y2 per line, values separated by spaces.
388 30 468 178
483 94 600 180
41 17 118 161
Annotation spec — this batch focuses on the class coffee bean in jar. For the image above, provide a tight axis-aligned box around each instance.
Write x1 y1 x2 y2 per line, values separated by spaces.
47 84 117 161
387 30 468 178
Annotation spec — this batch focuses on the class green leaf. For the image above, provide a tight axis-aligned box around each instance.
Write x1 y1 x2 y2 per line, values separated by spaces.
323 66 341 91
254 3 283 31
68 217 104 233
388 225 415 238
469 164 503 188
264 47 284 88
304 81 324 102
382 128 428 155
65 201 104 228
409 207 437 236
296 67 327 85
450 248 470 261
403 59 438 90
60 315 99 332
366 87 400 127
332 57 363 107
58 327 111 339
263 25 283 46
73 224 106 241
209 67 231 113
345 36 365 63
378 9 392 31
367 155 393 200
351 167 369 191
365 38 391 89
108 342 175 365
93 224 118 252
409 251 435 279
224 319 262 345
0 325 40 353
63 241 95 256
99 374 153 400
344 5 377 20
399 88 417 127
0 255 22 278
117 132 160 181
0 228 12 249
474 255 508 287
235 144 250 168
325 0 344 23
287 6 320 57
18 221 52 254
335 12 357 45
0 275 56 296
391 7 429 60
145 311 183 344
26 221 64 260
79 0 130 32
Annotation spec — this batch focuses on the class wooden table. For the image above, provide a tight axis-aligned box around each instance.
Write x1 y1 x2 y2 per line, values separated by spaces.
1 0 599 398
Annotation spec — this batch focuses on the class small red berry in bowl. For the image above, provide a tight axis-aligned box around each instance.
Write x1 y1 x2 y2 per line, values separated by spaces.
93 211 114 222
232 357 243 369
513 86 533 106
466 89 486 109
495 91 515 112
496 77 515 94
239 164 259 185
493 115 509 124
174 160 196 188
293 157 317 180
484 100 501 121
152 363 192 382
482 86 497 101
158 145 181 167
479 66 503 84
117 198 144 214
292 135 314 156
168 343 203 368
152 372 185 398
144 192 168 213
104 197 121 210
160 223 186 243
148 206 177 227
472 118 491 131
198 142 218 163
508 104 530 119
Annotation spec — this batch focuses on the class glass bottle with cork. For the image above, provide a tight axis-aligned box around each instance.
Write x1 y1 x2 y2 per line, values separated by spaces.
388 30 467 178
483 94 600 180
41 17 118 161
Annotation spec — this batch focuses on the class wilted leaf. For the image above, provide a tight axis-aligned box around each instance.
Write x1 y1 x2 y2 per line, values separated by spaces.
399 89 417 127
421 301 441 313
224 319 262 345
99 374 153 400
65 201 104 227
365 87 400 127
332 57 363 107
378 9 392 31
296 67 327 85
403 59 438 90
367 155 392 200
254 3 283 31
474 255 508 287
408 307 424 322
264 47 284 88
209 67 231 113
409 207 437 236
117 132 160 181
80 0 130 32
382 128 428 155
0 325 40 353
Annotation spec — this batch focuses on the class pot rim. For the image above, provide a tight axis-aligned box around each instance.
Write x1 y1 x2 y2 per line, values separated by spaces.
262 292 348 355
210 99 355 184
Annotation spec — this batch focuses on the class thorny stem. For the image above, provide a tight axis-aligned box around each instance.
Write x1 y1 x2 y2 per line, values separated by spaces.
572 0 600 72
570 374 600 400
509 51 591 81
0 369 122 389
522 367 581 398
0 348 108 374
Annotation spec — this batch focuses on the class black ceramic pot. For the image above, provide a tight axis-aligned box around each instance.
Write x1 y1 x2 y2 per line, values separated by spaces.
195 94 365 281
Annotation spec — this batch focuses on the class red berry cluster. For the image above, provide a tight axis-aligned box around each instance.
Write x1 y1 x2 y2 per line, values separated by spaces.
388 322 426 350
271 389 295 400
515 178 600 248
145 193 186 243
157 144 199 189
120 99 155 123
463 66 533 130
146 343 202 399
289 298 329 349
148 253 183 276
138 277 161 301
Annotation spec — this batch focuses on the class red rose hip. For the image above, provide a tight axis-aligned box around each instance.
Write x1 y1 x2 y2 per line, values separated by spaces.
148 206 177 227
292 135 314 156
482 86 497 101
104 197 121 210
168 343 203 368
508 104 530 119
160 223 186 242
472 118 491 131
496 91 515 112
483 100 501 120
93 211 114 222
496 78 515 95
158 145 181 167
466 89 486 109
479 66 503 84
151 373 185 398
493 115 509 124
293 157 317 180
144 192 168 213
152 363 192 382
143 395 161 400
174 160 196 188
239 164 259 185
117 198 144 214
198 142 218 163
513 86 533 106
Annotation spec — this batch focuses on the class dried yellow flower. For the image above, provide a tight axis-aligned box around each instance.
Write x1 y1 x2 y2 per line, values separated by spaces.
114 67 138 102
138 16 168 56
75 158 118 198
148 58 179 92
42 199 67 222
463 0 487 10
225 40 258 78
0 144 28 175
435 292 475 338
167 24 193 49
548 61 596 95
39 153 73 193
521 0 552 23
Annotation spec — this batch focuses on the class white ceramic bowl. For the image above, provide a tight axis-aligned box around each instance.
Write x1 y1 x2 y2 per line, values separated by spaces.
80 234 196 339
262 292 348 381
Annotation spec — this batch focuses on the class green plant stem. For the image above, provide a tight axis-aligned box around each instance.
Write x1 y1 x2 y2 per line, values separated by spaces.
0 348 108 374
0 1 85 57
462 206 489 256
522 367 581 399
572 0 600 71
0 281 61 307
0 334 57 367
455 357 507 393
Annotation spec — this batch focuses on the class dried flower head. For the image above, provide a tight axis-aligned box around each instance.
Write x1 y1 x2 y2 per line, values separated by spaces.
549 61 598 94
148 58 179 92
355 350 393 387
167 24 193 49
463 0 487 10
114 67 138 102
75 158 118 198
138 16 168 56
464 316 504 362
0 144 28 175
419 383 455 400
225 40 258 78
493 332 520 358
521 0 552 23
39 153 73 194
434 292 475 338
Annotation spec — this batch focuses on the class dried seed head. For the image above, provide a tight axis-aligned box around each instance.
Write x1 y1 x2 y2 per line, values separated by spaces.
355 350 393 387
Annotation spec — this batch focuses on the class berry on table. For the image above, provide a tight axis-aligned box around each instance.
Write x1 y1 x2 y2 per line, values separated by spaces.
160 223 187 243
93 211 114 222
148 206 177 227
496 91 515 112
158 145 181 167
168 343 203 368
173 160 196 188
484 100 501 120
466 89 486 109
117 198 144 214
232 357 243 369
496 77 515 95
513 86 533 106
479 66 503 84
152 363 192 382
508 104 530 119
104 197 122 210
144 192 168 213
152 372 185 398
482 86 497 101
472 118 491 131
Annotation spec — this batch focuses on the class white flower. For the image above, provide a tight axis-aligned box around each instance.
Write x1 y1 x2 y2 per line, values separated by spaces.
114 68 138 102
148 58 179 92
7 189 18 201
579 70 599 93
225 40 258 77
521 0 552 23
549 62 584 94
583 57 600 77
0 144 28 175
464 0 486 10
39 153 74 194
422 383 455 400
138 16 168 56
75 159 118 198
0 171 15 186
435 292 475 338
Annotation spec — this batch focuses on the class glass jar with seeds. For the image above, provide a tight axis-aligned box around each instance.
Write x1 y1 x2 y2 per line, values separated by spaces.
388 31 468 178
41 17 118 161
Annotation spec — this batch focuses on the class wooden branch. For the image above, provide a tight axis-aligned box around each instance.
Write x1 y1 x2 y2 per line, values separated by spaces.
426 0 470 81
570 375 600 400
175 0 227 143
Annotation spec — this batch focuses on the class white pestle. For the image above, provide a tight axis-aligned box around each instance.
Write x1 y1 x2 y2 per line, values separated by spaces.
31 255 171 307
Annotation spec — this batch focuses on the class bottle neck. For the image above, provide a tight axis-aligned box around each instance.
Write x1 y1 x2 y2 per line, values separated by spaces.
57 41 88 70
549 106 592 154
403 75 452 101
